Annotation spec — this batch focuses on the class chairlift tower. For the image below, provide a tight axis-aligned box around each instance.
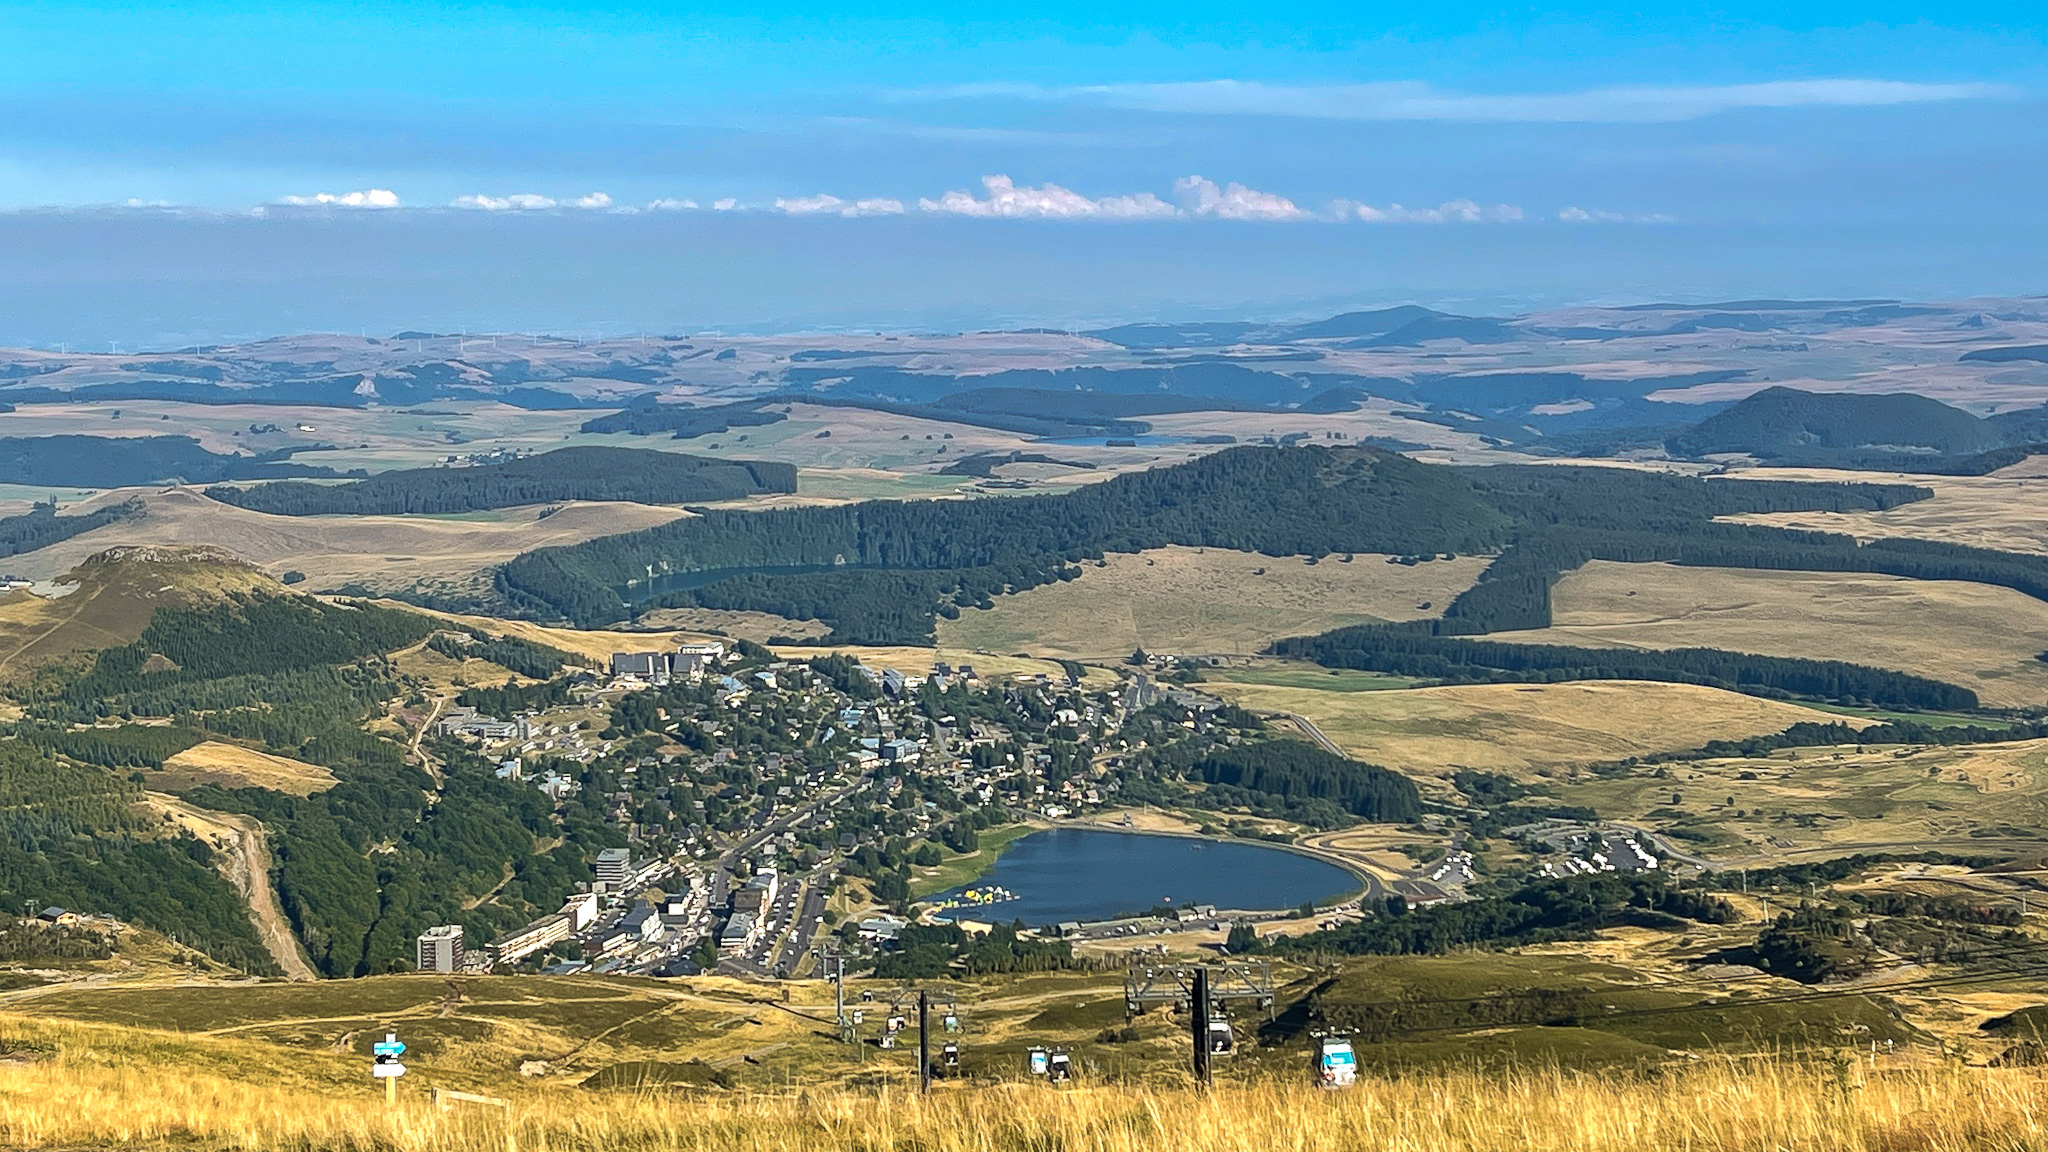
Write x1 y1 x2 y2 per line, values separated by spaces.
1124 961 1274 1021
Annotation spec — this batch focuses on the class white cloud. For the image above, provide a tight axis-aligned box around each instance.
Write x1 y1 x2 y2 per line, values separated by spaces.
453 193 558 211
1559 205 1677 224
910 78 2019 123
712 197 739 211
647 198 699 211
919 175 1176 219
1333 198 1524 224
278 188 400 208
776 193 907 217
573 192 613 210
1173 175 1310 220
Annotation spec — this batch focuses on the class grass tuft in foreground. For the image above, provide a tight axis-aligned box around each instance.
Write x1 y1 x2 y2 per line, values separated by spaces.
0 1015 2041 1151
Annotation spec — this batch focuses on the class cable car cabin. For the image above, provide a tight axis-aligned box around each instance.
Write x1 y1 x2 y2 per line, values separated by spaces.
1206 1018 1235 1055
860 990 874 1002
1027 1047 1050 1077
941 1041 960 1068
942 1011 960 1032
851 1009 864 1026
1048 1051 1072 1082
1314 1036 1357 1090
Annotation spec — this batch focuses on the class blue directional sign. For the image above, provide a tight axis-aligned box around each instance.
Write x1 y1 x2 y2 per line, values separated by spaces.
373 1040 406 1056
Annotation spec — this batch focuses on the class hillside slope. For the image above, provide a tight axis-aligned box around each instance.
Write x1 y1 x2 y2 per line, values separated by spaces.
0 545 278 682
1667 386 2006 459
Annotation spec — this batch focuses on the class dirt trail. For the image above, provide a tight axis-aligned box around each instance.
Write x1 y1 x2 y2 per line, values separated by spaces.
149 793 318 981
0 577 116 675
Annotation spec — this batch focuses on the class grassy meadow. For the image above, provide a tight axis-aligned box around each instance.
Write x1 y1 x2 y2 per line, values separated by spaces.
1488 560 2048 709
0 1010 2043 1152
936 547 1486 661
1200 678 1862 782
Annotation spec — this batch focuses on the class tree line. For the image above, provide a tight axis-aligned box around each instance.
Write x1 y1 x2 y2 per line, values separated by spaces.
499 445 1520 633
205 446 794 516
0 499 142 562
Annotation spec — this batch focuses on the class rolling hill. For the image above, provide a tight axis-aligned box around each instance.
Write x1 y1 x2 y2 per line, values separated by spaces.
1665 386 2008 461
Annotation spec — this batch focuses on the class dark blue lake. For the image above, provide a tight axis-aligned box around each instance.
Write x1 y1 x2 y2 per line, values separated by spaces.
933 828 1359 926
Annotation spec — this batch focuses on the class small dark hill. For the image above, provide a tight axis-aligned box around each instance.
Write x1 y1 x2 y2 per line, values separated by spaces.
1284 306 1461 342
205 446 795 516
1666 387 2005 459
1960 344 2048 365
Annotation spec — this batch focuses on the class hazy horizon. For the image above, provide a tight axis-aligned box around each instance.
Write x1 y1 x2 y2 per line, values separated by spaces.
4 1 2045 345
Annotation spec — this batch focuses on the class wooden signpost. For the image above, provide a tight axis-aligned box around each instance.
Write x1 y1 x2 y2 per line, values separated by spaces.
371 1033 406 1105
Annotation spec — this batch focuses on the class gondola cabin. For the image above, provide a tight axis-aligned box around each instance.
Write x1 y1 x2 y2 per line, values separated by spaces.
1207 1017 1235 1055
1314 1036 1357 1089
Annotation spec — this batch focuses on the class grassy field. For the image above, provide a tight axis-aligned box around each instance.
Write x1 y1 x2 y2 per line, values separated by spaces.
0 974 2044 1152
769 644 1118 688
1202 679 1865 782
1725 469 2048 556
1551 735 2048 860
908 824 1041 899
152 741 337 796
0 545 277 683
936 547 1488 661
26 487 688 598
1205 664 1432 692
1794 702 1994 728
1487 560 2048 709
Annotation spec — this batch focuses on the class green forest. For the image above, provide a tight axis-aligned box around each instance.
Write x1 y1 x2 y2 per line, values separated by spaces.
0 499 142 562
0 741 276 972
499 446 1521 634
13 589 609 976
0 435 354 487
205 446 795 516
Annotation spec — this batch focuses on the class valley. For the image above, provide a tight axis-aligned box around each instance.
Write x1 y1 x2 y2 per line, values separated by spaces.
8 299 2048 1134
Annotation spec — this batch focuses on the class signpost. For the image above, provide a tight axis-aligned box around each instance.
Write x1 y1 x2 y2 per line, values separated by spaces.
372 1033 407 1105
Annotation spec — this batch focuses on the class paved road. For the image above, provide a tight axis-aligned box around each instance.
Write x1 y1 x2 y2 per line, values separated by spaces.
1270 711 1346 758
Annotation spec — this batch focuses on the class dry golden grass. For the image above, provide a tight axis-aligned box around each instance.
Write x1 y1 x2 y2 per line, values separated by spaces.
155 741 337 796
937 547 1487 660
372 605 727 666
0 546 277 682
768 644 1116 687
1203 679 1864 781
0 1014 2042 1152
1723 470 2048 556
1486 560 2048 709
1555 737 2048 863
25 488 688 596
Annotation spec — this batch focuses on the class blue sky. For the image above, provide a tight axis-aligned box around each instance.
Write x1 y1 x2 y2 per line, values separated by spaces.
1 2 2044 340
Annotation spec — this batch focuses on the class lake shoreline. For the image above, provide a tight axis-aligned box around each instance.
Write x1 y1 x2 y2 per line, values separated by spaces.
923 824 1365 925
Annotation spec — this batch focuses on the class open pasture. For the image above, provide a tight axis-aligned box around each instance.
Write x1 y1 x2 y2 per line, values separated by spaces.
1202 678 1862 781
153 741 338 796
1487 560 2048 709
16 488 688 597
1725 470 2048 556
1553 736 2048 862
936 547 1487 660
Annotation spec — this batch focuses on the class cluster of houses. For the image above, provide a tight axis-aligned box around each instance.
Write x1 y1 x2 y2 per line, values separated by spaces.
608 642 728 685
415 849 700 975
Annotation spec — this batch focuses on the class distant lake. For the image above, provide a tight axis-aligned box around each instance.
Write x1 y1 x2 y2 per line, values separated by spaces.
621 563 854 602
933 827 1359 926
